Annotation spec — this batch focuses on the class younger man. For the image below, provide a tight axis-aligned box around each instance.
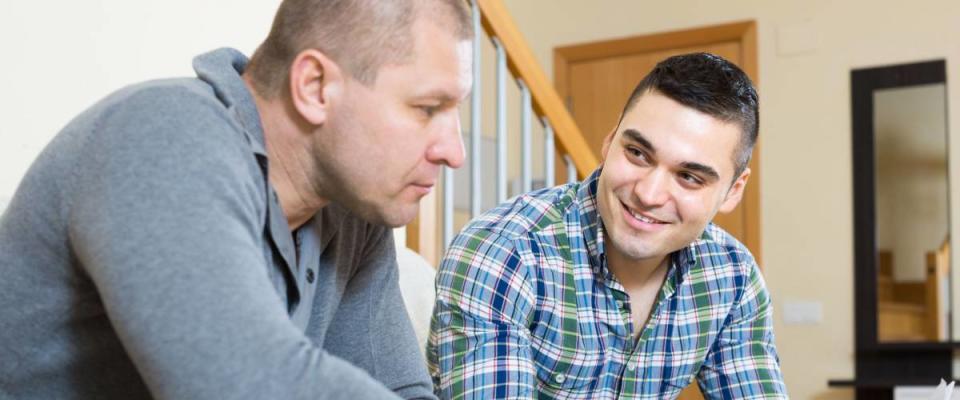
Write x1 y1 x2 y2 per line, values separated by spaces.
429 53 786 399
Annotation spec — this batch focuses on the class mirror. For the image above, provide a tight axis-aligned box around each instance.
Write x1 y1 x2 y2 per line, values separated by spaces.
852 59 952 345
874 83 950 342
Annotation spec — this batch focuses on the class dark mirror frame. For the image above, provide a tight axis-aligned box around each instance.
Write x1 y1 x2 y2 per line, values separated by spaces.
848 59 953 396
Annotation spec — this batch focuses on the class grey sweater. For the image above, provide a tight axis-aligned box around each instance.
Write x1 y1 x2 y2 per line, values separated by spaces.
0 48 435 400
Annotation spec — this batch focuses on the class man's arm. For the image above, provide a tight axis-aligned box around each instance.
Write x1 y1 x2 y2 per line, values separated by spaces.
321 223 437 400
68 88 402 399
697 262 788 399
428 229 537 399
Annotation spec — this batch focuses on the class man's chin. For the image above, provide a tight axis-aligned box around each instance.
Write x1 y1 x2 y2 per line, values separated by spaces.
375 204 420 228
610 230 666 261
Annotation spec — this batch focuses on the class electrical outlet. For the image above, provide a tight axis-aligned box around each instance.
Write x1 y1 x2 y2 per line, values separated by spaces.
782 301 823 325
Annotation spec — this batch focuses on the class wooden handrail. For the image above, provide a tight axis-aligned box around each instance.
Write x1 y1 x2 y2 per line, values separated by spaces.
475 0 599 178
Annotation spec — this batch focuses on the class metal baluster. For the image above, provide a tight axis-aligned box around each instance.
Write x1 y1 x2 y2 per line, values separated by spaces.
469 0 482 218
565 154 577 184
543 119 555 188
519 79 532 193
494 37 507 203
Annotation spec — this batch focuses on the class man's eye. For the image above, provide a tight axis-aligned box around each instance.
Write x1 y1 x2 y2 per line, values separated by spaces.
417 105 439 117
679 172 703 186
626 147 649 163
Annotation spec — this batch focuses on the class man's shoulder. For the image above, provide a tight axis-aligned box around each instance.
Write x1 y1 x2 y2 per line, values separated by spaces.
79 77 255 167
695 223 759 275
457 183 579 243
96 78 229 125
112 77 218 102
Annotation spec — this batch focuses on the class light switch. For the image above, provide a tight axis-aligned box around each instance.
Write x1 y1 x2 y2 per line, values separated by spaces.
782 300 823 325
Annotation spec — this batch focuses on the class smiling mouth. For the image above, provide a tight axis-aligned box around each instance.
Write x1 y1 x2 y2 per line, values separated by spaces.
620 200 668 225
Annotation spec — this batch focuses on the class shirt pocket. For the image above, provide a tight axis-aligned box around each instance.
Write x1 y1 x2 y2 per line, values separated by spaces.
530 331 605 394
644 328 711 391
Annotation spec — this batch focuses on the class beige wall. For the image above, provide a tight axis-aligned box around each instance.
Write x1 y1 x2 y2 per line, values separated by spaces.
500 0 960 399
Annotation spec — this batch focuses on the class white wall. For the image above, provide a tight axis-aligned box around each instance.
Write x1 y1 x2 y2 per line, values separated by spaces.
500 0 960 399
0 0 280 198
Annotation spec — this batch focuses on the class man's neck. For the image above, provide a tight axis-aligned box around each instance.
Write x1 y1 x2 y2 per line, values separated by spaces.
606 245 670 293
605 244 671 337
243 75 329 231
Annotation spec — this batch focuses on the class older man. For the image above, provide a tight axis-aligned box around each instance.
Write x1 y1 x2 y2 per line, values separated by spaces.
0 0 472 398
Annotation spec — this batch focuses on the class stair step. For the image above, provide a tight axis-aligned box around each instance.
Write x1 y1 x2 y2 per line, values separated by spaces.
878 301 925 314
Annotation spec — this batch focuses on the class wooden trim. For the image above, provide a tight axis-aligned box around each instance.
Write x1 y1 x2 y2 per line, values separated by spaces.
555 21 756 64
553 20 762 265
475 0 599 179
739 22 761 267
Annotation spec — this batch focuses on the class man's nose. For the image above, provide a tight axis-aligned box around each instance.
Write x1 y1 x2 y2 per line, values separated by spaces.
633 168 670 208
427 112 465 169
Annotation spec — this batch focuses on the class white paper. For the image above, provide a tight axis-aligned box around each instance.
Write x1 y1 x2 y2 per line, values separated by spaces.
893 380 959 400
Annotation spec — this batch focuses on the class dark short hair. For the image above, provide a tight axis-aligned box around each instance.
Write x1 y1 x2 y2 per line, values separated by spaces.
622 52 759 177
246 0 472 98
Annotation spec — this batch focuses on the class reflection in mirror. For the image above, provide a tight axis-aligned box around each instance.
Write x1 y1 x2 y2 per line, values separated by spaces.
874 83 951 342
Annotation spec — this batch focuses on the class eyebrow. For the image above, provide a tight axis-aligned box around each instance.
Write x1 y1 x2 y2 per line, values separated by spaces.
413 89 464 104
622 129 655 153
680 161 720 181
621 128 721 181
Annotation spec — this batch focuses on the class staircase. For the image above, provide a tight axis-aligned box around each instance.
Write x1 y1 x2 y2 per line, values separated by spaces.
405 0 598 264
876 247 949 342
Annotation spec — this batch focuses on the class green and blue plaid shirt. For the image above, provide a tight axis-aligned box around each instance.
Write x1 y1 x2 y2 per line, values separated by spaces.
428 169 786 399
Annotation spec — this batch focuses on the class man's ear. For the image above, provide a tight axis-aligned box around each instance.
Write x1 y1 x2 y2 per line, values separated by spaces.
719 167 750 213
288 49 345 126
599 127 617 164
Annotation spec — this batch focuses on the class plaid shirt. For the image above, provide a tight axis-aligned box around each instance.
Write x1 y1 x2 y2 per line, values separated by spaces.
428 169 786 399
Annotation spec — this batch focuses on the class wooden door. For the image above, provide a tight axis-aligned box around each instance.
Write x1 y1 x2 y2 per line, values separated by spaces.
554 21 759 400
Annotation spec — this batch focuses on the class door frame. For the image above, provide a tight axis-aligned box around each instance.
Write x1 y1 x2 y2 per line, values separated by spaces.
553 20 761 265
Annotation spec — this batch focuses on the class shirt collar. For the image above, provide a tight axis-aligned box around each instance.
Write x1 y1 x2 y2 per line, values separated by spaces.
576 169 610 281
192 47 267 157
577 168 605 269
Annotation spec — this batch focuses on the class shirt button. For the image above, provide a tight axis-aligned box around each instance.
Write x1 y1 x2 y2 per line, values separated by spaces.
627 364 636 372
616 300 624 309
306 268 315 284
553 373 566 384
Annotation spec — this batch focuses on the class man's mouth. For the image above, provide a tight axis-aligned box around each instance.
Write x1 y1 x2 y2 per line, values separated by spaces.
411 182 435 196
620 200 668 225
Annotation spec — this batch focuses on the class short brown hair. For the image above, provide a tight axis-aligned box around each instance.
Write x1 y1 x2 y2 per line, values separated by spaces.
623 53 759 177
246 0 472 98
